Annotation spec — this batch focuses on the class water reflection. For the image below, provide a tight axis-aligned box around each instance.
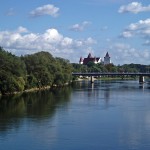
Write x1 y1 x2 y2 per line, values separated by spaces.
0 81 150 150
71 80 150 150
0 87 72 136
72 80 112 109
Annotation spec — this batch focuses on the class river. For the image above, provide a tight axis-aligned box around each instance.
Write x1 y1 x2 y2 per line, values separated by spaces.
0 80 150 150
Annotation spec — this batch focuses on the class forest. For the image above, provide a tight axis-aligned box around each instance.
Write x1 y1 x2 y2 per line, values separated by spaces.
0 47 72 95
0 47 149 95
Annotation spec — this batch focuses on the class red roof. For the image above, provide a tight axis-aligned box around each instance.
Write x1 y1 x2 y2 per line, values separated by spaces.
83 57 100 65
79 53 101 65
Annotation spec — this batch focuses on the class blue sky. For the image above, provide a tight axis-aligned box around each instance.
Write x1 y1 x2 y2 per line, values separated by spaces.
0 0 150 65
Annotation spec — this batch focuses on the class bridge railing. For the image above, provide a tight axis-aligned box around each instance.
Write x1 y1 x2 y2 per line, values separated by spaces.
72 72 150 77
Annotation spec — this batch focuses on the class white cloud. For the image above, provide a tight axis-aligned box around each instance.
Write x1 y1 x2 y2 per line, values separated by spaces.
120 31 133 38
128 19 150 32
120 18 150 45
70 21 91 32
0 27 96 62
1 26 149 64
118 2 150 14
82 37 96 45
16 26 29 33
109 43 150 64
29 4 59 17
42 28 63 43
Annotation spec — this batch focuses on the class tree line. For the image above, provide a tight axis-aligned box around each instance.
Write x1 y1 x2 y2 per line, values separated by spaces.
0 47 149 95
72 61 150 73
0 47 72 95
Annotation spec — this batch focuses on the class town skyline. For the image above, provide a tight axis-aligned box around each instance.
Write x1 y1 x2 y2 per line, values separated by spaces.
0 0 150 65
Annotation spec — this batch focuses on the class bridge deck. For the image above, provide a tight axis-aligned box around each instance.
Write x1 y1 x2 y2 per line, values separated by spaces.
72 72 150 77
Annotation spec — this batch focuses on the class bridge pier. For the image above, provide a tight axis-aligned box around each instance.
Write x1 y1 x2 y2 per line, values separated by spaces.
139 76 145 83
90 76 94 83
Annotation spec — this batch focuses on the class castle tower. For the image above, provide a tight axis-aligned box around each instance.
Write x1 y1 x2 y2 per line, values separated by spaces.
79 57 83 64
104 52 111 65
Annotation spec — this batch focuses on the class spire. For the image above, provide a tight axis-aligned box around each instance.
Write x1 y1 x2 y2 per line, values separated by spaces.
87 53 92 58
104 52 111 65
105 52 110 58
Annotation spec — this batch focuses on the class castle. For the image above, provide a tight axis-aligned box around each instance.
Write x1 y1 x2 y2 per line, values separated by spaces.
79 52 111 65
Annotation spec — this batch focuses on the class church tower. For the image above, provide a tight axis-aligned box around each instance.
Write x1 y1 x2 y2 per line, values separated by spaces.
104 52 111 65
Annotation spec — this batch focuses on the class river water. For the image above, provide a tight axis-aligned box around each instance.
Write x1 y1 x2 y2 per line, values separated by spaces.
0 80 150 150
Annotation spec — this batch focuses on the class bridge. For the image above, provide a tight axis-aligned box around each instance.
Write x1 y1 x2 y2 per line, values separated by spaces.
72 72 150 83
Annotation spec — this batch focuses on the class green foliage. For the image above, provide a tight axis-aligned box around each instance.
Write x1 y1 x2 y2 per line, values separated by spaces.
0 47 26 77
0 48 73 95
0 71 24 94
54 72 64 86
17 77 26 91
23 52 72 88
72 63 88 73
87 61 95 68
25 75 38 89
72 62 150 74
0 47 26 94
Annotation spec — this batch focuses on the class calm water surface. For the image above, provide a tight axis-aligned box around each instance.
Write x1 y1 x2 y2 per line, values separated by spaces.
0 80 150 150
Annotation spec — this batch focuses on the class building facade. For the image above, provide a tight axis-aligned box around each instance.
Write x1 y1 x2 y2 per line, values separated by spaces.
79 52 111 65
79 53 102 65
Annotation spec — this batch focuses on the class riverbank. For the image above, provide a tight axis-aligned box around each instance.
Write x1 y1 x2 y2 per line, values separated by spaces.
0 82 71 96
